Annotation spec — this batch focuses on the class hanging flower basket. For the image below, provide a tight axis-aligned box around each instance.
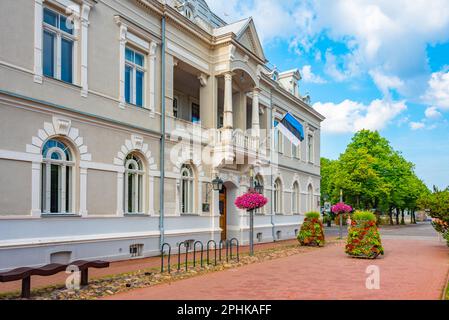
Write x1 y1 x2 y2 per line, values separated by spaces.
346 211 384 259
297 212 325 247
234 190 268 211
331 202 352 215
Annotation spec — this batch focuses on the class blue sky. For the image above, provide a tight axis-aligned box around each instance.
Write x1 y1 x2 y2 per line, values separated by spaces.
208 0 449 189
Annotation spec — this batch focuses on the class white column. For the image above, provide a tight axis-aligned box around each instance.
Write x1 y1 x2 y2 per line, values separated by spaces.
197 180 203 215
80 4 91 97
79 167 88 216
117 23 127 109
45 162 51 213
251 88 260 137
31 162 42 217
175 179 180 216
148 42 157 112
61 165 66 213
223 72 233 129
147 175 154 215
117 172 124 216
124 171 128 214
34 0 43 84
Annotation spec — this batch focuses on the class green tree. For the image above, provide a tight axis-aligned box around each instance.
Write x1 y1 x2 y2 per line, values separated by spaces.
320 129 429 224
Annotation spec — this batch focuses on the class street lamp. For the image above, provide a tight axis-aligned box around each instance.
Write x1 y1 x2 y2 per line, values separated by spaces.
211 176 224 192
203 176 224 212
339 189 343 239
248 167 262 256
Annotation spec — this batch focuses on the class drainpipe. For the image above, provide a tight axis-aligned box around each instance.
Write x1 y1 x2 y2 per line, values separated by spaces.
159 14 166 250
269 89 275 242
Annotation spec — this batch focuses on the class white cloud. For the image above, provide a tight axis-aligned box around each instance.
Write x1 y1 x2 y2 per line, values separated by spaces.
425 106 442 119
369 70 404 98
423 71 449 110
313 99 407 133
208 0 301 44
300 65 326 84
410 122 426 130
307 1 449 76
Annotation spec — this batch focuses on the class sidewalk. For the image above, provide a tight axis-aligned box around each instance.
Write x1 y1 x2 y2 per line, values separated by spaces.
0 239 298 295
106 238 449 300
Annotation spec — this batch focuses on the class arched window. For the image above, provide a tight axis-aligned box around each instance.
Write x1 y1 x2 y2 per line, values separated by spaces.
181 164 194 214
308 184 314 212
41 139 74 214
124 153 145 214
292 182 300 214
273 119 283 153
274 178 283 214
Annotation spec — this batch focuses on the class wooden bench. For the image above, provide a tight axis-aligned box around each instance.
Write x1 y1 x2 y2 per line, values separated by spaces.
0 260 110 298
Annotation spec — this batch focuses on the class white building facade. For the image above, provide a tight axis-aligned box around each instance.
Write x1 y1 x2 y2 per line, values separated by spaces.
0 0 324 271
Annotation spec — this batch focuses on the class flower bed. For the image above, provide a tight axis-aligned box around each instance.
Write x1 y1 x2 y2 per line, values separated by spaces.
345 211 384 259
297 212 325 247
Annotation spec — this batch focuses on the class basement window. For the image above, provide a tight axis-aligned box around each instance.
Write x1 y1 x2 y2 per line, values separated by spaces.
129 244 144 257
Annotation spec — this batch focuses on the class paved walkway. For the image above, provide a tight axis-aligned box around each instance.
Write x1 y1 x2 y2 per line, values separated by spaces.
106 238 449 300
0 239 298 295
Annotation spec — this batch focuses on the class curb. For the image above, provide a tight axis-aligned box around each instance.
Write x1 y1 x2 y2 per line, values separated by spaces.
441 266 449 300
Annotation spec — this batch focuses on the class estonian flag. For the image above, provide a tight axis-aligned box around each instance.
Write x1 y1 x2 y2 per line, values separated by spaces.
275 113 305 146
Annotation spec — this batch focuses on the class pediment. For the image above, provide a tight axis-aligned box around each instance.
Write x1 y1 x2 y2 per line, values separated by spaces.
235 19 266 62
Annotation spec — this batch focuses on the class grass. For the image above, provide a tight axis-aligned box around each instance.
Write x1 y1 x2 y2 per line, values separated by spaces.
445 281 449 300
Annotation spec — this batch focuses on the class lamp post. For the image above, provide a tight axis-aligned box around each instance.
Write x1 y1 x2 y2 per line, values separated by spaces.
204 175 224 211
248 168 264 256
339 189 343 239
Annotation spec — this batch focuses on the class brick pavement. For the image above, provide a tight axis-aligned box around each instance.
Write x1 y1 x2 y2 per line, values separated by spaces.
0 239 298 295
105 239 449 300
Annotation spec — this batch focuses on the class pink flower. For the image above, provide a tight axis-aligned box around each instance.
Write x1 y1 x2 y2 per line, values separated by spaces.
235 191 268 210
331 202 352 215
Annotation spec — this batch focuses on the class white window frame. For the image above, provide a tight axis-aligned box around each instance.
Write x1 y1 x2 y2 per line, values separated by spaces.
274 119 284 154
42 6 77 83
307 184 314 212
274 179 283 214
124 154 145 214
180 165 195 214
125 47 146 107
41 141 75 215
307 133 314 164
292 182 300 215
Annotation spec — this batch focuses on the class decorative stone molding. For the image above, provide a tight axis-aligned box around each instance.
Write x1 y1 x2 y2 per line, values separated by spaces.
114 135 157 171
52 116 72 136
26 118 92 161
172 152 204 178
197 73 208 87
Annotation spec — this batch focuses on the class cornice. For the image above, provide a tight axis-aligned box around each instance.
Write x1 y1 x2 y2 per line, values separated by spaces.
260 73 325 122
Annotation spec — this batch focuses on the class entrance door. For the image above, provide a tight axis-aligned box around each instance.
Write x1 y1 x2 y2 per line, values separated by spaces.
219 185 227 241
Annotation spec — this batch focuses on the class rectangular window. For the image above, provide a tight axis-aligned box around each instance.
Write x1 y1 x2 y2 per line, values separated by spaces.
173 98 178 118
125 65 132 104
308 134 314 163
61 38 73 83
274 120 283 153
125 47 145 107
192 103 200 123
43 31 55 77
42 7 75 84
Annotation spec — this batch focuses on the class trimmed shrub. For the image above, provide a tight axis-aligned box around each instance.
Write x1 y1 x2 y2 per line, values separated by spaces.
297 212 325 247
305 211 320 219
346 211 384 259
352 211 376 221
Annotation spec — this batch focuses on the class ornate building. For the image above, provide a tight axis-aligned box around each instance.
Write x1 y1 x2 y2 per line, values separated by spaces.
0 0 324 270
